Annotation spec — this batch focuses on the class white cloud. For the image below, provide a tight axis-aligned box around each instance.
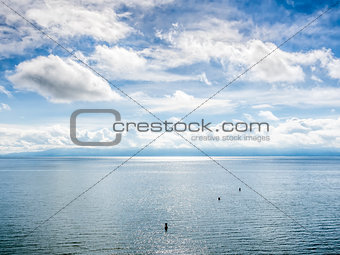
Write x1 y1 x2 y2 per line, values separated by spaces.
269 117 340 148
0 1 44 58
121 0 174 7
0 86 11 96
198 72 212 85
88 36 340 84
146 20 310 83
327 58 340 79
26 2 132 43
147 18 244 68
243 113 255 121
130 116 340 149
0 123 71 153
0 122 190 154
90 45 196 82
150 24 307 82
135 90 235 113
0 0 175 57
8 55 121 103
75 0 174 8
90 45 146 79
258 111 279 121
0 103 10 111
235 40 305 83
128 86 340 116
147 17 340 83
0 26 40 58
187 117 340 149
3 1 340 86
1 116 340 154
311 75 322 82
252 104 273 109
225 87 340 108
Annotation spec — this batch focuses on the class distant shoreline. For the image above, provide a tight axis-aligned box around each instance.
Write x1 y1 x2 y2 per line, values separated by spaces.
1 155 340 159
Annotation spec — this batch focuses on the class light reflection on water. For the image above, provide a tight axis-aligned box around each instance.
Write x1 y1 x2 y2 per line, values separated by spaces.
0 157 339 254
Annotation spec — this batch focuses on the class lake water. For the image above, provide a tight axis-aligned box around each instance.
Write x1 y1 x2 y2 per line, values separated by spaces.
0 157 339 254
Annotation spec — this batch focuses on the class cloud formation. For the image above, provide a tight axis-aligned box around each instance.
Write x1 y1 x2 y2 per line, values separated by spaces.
1 116 339 154
26 3 132 43
8 55 121 103
258 110 279 121
90 45 196 82
0 86 11 96
148 18 340 83
0 0 174 57
0 103 10 111
1 0 340 154
135 90 235 114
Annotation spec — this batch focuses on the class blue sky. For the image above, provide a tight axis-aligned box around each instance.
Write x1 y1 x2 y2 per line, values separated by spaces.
0 0 340 155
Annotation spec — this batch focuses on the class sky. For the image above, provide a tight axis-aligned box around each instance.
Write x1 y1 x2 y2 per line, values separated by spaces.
0 0 340 155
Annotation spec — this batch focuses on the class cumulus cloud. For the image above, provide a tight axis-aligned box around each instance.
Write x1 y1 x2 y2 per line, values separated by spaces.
135 90 235 113
82 37 340 84
226 87 340 108
0 0 175 58
269 117 340 148
184 117 340 149
258 110 279 121
0 0 45 58
90 45 196 82
0 22 43 58
0 123 71 153
0 122 188 154
0 103 10 111
84 17 327 84
147 18 244 68
3 1 340 85
147 17 340 83
26 3 132 43
1 115 340 154
235 40 305 83
327 58 340 79
8 55 121 103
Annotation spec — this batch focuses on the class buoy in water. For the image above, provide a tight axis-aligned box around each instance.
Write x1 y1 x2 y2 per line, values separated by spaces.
164 223 168 231
239 187 241 192
218 197 221 200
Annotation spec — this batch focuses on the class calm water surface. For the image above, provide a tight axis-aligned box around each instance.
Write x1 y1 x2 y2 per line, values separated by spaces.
0 157 339 254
